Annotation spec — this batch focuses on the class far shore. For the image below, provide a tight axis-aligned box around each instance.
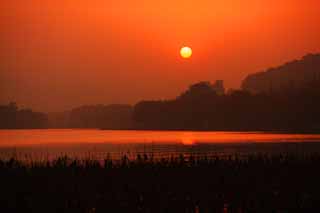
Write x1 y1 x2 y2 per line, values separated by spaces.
0 128 320 134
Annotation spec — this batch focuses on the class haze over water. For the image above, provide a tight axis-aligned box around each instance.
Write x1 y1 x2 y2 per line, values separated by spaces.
1 129 320 146
1 130 320 161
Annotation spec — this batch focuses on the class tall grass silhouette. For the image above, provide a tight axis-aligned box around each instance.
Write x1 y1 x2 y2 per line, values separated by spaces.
1 153 320 212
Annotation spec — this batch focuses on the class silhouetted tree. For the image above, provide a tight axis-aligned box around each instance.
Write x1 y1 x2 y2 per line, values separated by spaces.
133 78 320 131
0 103 48 129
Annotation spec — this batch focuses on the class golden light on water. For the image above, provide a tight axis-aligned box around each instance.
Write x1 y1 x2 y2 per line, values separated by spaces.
181 137 195 145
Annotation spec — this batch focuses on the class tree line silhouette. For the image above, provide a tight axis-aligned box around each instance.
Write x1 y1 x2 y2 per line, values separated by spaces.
1 53 320 131
133 80 320 131
0 102 48 129
49 104 133 129
1 80 320 131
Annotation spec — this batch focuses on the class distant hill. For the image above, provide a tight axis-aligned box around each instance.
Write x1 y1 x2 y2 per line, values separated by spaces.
0 102 48 129
242 53 320 94
48 104 133 129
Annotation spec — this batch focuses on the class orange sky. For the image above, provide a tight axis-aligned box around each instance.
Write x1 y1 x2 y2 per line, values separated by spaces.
1 0 320 111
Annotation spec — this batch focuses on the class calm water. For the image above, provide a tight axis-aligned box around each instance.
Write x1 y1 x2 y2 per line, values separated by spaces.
1 129 320 160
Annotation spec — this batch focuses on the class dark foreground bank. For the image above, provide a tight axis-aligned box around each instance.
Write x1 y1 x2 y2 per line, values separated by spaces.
1 154 320 212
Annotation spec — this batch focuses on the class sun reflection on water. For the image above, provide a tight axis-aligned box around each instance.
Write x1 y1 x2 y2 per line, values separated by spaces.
181 137 195 145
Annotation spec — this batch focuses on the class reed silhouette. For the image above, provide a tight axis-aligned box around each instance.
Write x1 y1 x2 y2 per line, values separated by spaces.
1 153 320 212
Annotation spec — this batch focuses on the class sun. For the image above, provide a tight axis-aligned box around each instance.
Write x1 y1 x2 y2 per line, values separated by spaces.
180 46 192 59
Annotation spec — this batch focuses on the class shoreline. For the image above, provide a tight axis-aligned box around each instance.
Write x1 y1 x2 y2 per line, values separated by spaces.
0 128 319 134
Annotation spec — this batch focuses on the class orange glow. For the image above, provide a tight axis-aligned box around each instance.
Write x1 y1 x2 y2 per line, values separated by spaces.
1 1 320 111
181 137 195 145
1 130 320 147
180 47 192 59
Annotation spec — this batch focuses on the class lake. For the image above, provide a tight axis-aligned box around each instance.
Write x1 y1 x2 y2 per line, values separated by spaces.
1 129 320 161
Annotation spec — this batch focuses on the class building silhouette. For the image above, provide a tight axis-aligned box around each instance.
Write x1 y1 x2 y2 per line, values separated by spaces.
211 80 225 95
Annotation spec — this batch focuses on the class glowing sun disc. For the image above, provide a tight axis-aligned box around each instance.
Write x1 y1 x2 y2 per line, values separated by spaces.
180 46 192 58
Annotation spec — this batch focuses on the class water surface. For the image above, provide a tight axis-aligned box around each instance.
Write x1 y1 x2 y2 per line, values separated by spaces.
0 129 320 160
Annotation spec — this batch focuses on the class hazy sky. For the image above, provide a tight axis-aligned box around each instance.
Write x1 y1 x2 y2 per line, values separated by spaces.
1 1 320 111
